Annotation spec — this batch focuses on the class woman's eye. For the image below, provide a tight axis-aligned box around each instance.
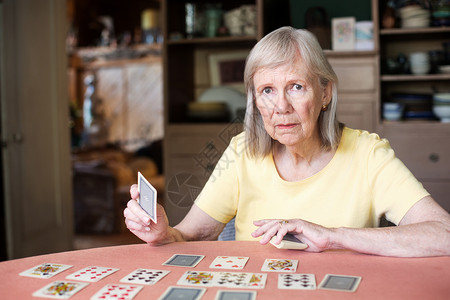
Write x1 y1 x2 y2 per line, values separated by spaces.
262 87 272 95
293 84 303 91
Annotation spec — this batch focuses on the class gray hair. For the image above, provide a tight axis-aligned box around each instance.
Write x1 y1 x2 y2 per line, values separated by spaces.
243 26 342 158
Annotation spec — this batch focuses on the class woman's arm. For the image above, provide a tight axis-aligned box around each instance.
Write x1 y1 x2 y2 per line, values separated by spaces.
124 185 225 246
252 196 450 257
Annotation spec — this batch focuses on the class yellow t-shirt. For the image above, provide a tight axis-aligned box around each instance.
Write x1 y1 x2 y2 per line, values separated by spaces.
195 127 430 241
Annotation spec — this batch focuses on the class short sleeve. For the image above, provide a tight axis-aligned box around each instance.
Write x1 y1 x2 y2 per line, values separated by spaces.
368 138 430 225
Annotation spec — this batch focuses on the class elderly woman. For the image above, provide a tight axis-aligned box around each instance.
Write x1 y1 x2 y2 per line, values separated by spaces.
124 27 450 257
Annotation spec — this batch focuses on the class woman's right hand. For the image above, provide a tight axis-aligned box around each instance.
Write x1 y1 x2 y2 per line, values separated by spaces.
123 184 173 246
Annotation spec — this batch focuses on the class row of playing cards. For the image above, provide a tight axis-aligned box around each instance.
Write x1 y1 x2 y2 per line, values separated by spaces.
32 282 143 300
163 254 298 273
278 273 362 292
20 264 119 282
20 263 170 285
177 270 267 289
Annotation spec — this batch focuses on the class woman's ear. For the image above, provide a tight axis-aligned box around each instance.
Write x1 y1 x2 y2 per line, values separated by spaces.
322 82 332 106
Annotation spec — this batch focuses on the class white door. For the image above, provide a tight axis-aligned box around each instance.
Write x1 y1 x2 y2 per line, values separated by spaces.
1 0 73 259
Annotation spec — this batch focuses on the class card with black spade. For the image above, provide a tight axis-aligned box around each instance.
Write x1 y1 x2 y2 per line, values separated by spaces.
138 172 157 223
120 269 170 285
318 274 362 292
278 273 316 290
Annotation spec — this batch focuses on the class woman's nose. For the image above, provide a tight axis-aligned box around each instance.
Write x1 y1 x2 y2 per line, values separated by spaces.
274 92 293 114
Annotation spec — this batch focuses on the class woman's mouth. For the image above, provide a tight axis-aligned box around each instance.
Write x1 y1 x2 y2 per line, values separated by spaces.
276 123 298 129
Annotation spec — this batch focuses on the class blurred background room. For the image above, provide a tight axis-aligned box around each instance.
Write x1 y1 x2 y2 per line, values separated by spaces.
1 0 449 260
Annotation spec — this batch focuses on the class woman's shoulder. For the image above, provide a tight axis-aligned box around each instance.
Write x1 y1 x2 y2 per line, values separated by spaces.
341 127 390 151
225 131 247 156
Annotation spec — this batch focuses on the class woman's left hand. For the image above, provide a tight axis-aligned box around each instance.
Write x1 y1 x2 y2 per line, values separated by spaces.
251 219 336 253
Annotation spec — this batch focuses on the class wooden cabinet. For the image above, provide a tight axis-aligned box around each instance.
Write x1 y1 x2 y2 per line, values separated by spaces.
374 0 450 211
328 53 380 132
379 124 450 212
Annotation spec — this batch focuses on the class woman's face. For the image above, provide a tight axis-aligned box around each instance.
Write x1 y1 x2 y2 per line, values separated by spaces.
253 57 331 148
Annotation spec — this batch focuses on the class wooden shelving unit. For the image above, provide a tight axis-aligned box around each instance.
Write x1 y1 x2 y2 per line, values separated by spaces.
374 0 450 212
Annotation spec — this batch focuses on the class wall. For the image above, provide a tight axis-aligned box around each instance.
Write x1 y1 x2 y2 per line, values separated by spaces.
290 0 372 28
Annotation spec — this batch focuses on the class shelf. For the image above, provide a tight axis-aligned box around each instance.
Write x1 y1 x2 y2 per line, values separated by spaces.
167 35 257 45
380 26 450 35
324 50 378 57
381 73 450 82
380 120 450 132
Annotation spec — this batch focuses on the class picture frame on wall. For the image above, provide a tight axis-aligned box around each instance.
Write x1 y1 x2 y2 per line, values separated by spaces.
332 17 356 51
208 50 249 92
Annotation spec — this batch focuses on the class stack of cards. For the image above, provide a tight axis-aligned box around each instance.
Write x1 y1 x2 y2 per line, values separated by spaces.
163 254 205 268
158 286 206 300
318 274 362 292
215 290 257 300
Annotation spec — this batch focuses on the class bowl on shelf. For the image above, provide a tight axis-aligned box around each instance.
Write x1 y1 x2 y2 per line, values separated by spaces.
434 92 450 102
433 105 450 122
399 5 430 28
383 102 404 121
433 93 450 122
439 65 450 74
409 52 430 75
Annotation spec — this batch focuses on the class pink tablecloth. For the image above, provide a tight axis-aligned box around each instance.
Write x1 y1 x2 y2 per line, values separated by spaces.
0 241 449 299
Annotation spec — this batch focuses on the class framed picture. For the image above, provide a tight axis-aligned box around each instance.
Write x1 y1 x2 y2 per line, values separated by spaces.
332 17 356 51
208 50 249 92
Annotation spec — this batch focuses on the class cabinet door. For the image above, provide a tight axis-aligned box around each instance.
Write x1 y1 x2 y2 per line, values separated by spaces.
337 100 375 132
1 0 73 258
381 130 450 213
328 55 378 131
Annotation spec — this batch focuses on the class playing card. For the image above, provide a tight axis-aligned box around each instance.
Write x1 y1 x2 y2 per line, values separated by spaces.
177 271 216 287
278 274 316 290
120 269 170 285
214 272 267 289
163 254 205 267
20 263 72 279
261 258 298 272
158 286 206 300
90 284 143 300
32 281 88 299
66 266 119 282
270 234 308 250
318 274 362 292
215 290 257 300
138 172 157 223
209 256 249 270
